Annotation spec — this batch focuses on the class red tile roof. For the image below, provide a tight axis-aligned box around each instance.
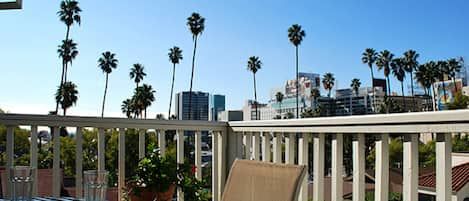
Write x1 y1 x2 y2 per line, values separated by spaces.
419 161 469 192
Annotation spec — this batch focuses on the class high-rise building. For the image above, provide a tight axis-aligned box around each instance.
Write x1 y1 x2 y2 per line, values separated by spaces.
175 91 209 120
209 94 226 121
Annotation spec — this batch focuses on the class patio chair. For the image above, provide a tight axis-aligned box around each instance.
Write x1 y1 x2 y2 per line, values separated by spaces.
221 159 307 201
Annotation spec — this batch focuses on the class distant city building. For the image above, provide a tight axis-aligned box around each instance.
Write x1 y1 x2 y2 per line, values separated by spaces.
209 94 225 121
218 110 243 121
175 91 209 120
242 100 267 120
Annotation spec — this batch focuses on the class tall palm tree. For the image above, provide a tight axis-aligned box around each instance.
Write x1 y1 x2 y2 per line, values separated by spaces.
98 51 118 117
55 81 78 116
376 50 394 95
168 46 183 118
437 60 450 104
403 50 419 108
247 56 262 120
56 39 78 114
391 58 406 96
362 48 378 106
56 0 81 113
141 84 156 119
57 0 81 40
350 78 361 96
447 58 462 92
322 73 335 98
311 88 321 107
288 24 306 118
129 63 146 89
187 12 205 120
57 39 79 83
121 98 134 118
275 92 284 115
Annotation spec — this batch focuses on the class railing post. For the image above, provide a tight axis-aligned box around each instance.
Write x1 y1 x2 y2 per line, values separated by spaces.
118 128 126 201
30 125 38 197
262 132 271 162
158 129 166 156
298 133 309 201
52 126 60 197
285 133 296 164
403 134 418 201
6 126 14 198
138 129 146 159
252 132 260 161
195 130 202 180
272 132 282 163
352 134 365 201
244 132 252 160
313 133 325 201
177 130 184 201
212 131 219 201
226 128 242 173
75 127 83 198
331 133 343 201
219 130 227 197
98 128 105 171
436 133 451 201
375 133 389 201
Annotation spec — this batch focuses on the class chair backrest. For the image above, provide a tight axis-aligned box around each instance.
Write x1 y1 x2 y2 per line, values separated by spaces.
221 159 307 201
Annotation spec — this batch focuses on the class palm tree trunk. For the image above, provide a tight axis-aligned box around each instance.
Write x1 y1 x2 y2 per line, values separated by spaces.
144 108 147 119
188 36 198 120
295 45 299 119
431 84 436 111
401 81 406 110
101 73 109 118
410 70 416 111
169 63 176 118
442 79 447 107
386 76 391 96
453 78 458 93
253 73 258 120
370 66 375 114
56 26 71 115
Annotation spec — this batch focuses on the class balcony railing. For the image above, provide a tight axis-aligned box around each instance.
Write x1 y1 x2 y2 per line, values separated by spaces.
1 109 468 201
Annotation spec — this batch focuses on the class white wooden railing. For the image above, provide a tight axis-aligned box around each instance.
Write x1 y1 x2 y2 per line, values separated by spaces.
1 110 469 201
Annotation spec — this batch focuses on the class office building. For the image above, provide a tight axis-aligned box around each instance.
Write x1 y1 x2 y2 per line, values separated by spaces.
218 110 243 121
175 91 209 120
209 94 226 121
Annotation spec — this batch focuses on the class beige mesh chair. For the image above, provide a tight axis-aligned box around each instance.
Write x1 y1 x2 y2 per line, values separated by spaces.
221 159 307 201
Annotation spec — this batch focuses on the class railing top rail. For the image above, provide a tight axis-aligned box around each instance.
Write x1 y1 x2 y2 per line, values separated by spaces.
0 113 227 131
228 110 469 133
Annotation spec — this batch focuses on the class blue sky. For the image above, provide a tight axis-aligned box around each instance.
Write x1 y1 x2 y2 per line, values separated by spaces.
0 0 468 117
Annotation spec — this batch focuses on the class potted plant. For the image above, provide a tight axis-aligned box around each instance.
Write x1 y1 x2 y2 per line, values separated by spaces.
127 143 210 201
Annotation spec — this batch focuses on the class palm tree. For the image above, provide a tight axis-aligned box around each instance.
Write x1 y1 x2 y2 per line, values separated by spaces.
322 73 335 97
129 63 146 89
56 39 78 113
403 50 419 108
391 58 406 96
311 88 321 107
55 81 78 116
376 50 394 95
350 78 361 96
57 39 79 83
447 58 462 92
141 84 156 119
187 12 205 120
415 61 438 110
288 24 306 118
437 60 450 104
275 92 284 115
98 51 118 117
362 48 378 107
168 46 183 118
121 98 134 118
56 0 81 113
247 56 262 120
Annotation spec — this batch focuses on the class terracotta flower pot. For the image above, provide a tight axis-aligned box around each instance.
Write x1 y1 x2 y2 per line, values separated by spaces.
156 184 176 201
